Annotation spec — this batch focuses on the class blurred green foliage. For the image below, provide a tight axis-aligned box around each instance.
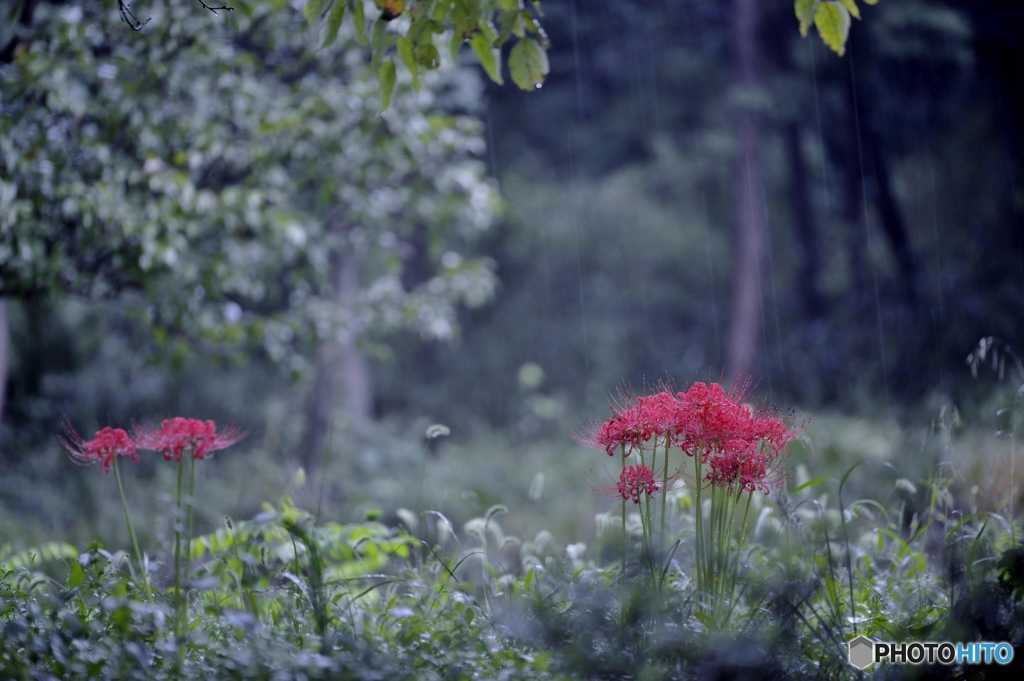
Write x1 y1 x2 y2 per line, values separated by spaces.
1 0 499 378
3 445 1024 679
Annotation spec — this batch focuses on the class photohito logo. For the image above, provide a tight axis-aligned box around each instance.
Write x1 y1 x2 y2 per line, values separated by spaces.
847 636 1014 669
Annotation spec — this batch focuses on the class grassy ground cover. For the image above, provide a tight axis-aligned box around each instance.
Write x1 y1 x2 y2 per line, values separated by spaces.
2 381 1024 679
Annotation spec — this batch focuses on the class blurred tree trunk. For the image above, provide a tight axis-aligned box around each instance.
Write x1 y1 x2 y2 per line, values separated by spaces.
301 241 373 473
843 70 869 303
339 253 373 422
867 132 922 305
785 122 825 318
845 50 921 308
0 298 7 451
726 0 765 380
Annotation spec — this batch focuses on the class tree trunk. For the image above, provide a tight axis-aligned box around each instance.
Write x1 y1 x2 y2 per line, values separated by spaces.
338 251 373 422
302 339 336 473
301 242 373 473
866 133 922 305
0 299 7 454
726 0 765 380
844 68 869 304
785 122 825 319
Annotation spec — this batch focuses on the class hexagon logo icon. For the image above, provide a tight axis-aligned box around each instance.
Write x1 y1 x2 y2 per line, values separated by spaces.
848 635 875 669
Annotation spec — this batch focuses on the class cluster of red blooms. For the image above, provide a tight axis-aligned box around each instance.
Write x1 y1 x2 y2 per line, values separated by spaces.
60 423 139 474
616 464 659 505
134 417 244 463
61 418 244 472
577 381 797 502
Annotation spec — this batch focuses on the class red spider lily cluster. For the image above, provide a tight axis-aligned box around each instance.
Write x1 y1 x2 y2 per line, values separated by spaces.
616 464 659 505
60 422 139 474
60 418 244 471
577 381 798 499
133 417 244 463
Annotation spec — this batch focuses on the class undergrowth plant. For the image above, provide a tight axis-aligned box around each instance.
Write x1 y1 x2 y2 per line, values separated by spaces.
2 384 1024 679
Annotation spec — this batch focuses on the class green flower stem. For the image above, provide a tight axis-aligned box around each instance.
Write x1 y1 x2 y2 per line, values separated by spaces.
183 452 197 633
659 438 670 537
693 447 705 595
719 485 741 615
173 455 185 640
643 441 652 560
620 445 627 578
712 484 725 600
643 443 657 581
112 454 152 603
723 490 755 622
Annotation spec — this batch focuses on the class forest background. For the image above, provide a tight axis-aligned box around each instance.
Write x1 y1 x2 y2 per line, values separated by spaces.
1 0 1023 552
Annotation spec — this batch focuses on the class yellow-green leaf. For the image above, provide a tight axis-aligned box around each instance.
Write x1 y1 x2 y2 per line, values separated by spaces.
352 0 368 45
795 0 818 38
414 42 441 70
379 59 396 111
305 0 331 26
863 0 878 4
836 0 860 19
470 32 503 85
508 37 548 91
814 1 851 56
397 37 420 92
322 1 346 47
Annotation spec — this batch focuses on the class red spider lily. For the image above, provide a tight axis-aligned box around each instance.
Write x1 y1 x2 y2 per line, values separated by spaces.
675 381 797 494
577 380 798 495
133 417 244 462
615 464 659 505
574 406 644 456
574 387 689 456
60 421 139 474
704 439 783 494
675 381 757 458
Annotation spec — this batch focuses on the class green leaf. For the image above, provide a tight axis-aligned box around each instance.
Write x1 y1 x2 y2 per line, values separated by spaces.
795 0 818 37
397 37 419 92
496 9 522 44
863 0 878 4
470 32 503 85
67 561 86 589
814 1 851 56
836 0 860 19
450 29 462 62
508 37 548 91
353 0 368 45
407 16 432 43
305 0 331 26
322 1 346 47
791 476 830 494
521 12 549 48
0 542 78 571
372 18 389 68
379 60 396 110
415 42 441 70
